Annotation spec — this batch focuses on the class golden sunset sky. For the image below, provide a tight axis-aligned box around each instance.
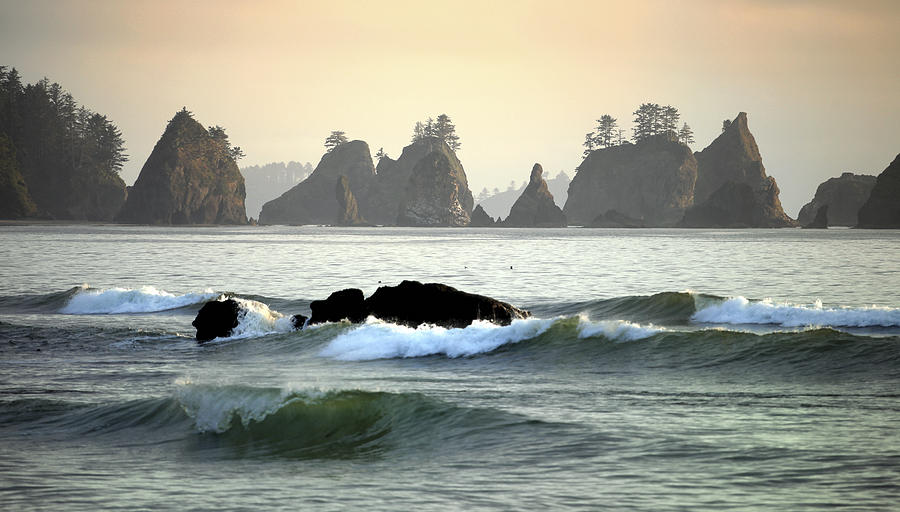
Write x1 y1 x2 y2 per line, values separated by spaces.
1 0 898 215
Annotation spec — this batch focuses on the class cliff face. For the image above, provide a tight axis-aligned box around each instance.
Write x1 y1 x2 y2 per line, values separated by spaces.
797 172 876 226
857 153 900 228
397 151 472 226
118 110 247 225
503 163 566 227
682 181 770 228
259 140 374 225
689 112 794 227
563 134 697 226
335 175 368 226
0 134 36 219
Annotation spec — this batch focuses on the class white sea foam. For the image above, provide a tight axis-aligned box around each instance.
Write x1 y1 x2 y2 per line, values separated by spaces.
224 298 296 339
60 285 218 314
691 296 900 328
319 316 555 361
576 317 664 341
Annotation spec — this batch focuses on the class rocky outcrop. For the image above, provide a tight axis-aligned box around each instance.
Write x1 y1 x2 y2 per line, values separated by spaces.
797 173 876 227
469 204 497 227
857 153 900 228
259 140 374 225
682 181 777 228
309 288 368 324
502 164 566 227
118 109 247 225
0 134 36 219
397 151 473 226
335 175 369 226
802 205 828 229
590 209 645 228
193 299 242 342
564 134 697 226
688 112 794 227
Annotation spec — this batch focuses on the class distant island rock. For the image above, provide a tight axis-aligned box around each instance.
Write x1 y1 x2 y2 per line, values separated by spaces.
335 175 369 226
469 204 497 227
502 163 566 227
684 112 795 228
476 171 570 220
802 204 828 229
117 109 247 225
797 172 876 227
259 140 374 225
397 149 473 227
564 134 697 226
856 153 900 228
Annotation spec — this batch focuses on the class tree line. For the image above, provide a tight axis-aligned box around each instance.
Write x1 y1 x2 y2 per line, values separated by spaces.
323 113 462 158
583 103 694 157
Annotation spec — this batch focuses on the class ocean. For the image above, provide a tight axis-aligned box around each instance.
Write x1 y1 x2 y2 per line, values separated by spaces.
1 225 898 511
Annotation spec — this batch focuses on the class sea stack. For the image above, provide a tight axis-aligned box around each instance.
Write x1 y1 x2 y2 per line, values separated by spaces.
802 205 828 229
335 175 369 226
856 153 900 228
259 140 374 225
683 112 795 227
117 109 247 225
502 164 566 227
397 148 474 227
798 172 877 227
469 204 496 227
564 134 697 226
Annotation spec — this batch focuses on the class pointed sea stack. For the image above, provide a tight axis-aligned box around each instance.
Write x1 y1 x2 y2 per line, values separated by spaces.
502 164 566 227
564 134 697 226
259 140 375 225
798 172 876 227
684 112 795 227
469 204 496 227
335 175 369 226
857 153 900 228
117 109 247 225
397 148 474 227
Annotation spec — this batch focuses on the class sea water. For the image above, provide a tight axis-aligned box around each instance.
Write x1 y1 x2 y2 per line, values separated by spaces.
0 225 898 511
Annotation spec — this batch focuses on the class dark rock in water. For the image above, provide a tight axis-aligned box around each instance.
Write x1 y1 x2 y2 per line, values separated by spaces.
259 140 375 225
803 205 828 229
564 133 697 226
397 150 473 227
193 299 242 342
590 209 645 228
364 280 530 328
469 204 496 227
797 172 876 227
335 175 370 226
689 112 795 227
857 153 900 228
309 288 368 324
0 134 36 219
502 163 566 227
290 314 308 329
681 181 762 228
118 109 247 225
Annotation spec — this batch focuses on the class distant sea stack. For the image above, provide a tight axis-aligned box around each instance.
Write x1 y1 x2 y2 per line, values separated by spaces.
564 134 697 226
797 172 876 227
259 140 374 225
469 204 497 227
857 153 900 228
502 164 566 227
335 175 369 226
684 112 795 228
118 109 247 225
397 150 473 226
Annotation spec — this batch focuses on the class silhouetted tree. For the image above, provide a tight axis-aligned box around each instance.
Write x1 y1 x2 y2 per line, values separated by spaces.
324 130 348 152
722 119 732 132
593 114 618 148
208 125 244 162
411 113 461 150
375 147 388 160
583 132 596 158
678 123 694 146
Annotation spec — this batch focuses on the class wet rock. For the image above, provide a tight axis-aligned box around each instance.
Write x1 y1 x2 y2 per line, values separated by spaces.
193 299 242 342
309 288 368 324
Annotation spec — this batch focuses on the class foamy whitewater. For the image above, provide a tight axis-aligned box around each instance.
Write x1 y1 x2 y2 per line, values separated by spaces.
2 225 898 512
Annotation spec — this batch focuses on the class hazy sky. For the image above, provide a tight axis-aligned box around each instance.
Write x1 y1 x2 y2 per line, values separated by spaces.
1 0 898 215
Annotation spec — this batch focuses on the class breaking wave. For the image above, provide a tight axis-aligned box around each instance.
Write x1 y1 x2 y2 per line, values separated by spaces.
691 296 900 328
60 285 218 314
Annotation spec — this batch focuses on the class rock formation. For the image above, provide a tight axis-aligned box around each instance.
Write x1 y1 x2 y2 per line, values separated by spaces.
397 151 473 226
335 175 369 226
193 299 242 342
469 204 497 227
309 288 368 324
682 181 771 228
687 112 795 227
857 153 900 228
118 109 247 225
564 134 697 226
502 164 566 227
259 140 374 225
802 205 828 229
797 172 876 227
0 134 36 219
590 209 645 228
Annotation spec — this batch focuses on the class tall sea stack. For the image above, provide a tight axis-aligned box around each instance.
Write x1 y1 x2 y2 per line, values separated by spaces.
118 109 247 225
503 163 566 227
797 172 876 227
857 153 900 228
397 150 473 227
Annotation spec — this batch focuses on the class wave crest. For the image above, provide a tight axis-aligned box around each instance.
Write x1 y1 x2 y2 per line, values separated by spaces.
692 297 900 328
60 285 218 314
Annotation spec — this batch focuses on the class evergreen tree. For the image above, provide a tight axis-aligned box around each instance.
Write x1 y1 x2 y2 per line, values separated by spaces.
583 132 596 158
661 105 680 134
375 147 388 160
678 123 694 146
411 113 461 150
324 130 348 152
411 122 425 142
593 114 618 148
